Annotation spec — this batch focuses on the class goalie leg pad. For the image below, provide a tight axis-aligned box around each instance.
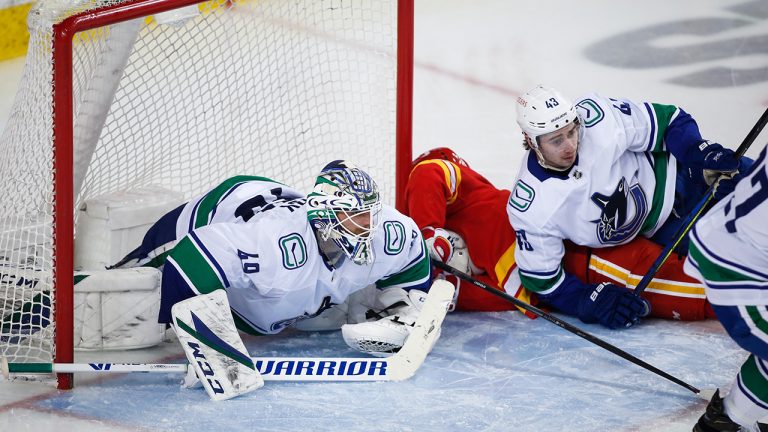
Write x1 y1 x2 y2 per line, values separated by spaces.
74 267 165 350
342 288 439 357
171 290 263 401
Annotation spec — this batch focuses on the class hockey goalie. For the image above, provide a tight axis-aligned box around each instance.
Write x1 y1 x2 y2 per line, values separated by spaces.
81 161 451 400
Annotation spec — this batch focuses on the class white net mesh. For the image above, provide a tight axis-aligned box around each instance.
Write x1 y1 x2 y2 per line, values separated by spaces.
0 0 400 369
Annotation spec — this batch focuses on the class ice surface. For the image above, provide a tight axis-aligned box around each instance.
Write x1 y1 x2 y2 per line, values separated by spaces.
4 313 747 432
1 0 766 430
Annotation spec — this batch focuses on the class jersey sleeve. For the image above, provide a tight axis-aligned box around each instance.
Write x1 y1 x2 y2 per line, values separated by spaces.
506 207 566 294
375 214 432 291
405 160 462 231
685 147 768 306
578 93 704 158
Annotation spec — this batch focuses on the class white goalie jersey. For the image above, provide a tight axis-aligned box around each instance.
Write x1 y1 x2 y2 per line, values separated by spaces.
160 201 432 335
112 176 304 268
507 93 681 293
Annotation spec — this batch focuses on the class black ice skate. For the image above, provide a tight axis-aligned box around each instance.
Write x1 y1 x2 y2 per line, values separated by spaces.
693 389 741 432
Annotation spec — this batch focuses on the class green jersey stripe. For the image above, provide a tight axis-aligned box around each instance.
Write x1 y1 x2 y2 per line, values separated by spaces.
519 267 564 294
377 253 431 289
640 151 670 234
144 250 172 269
746 306 768 336
689 241 762 283
738 354 768 402
649 103 678 152
170 236 226 294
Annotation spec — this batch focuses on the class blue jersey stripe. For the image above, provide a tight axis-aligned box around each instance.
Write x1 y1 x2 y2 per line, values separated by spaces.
644 103 657 152
188 199 205 233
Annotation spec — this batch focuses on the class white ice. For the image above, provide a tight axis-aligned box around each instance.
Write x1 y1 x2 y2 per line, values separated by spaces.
1 0 767 431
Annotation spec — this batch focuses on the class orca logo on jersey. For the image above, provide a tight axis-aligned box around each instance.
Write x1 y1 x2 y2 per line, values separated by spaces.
590 177 648 245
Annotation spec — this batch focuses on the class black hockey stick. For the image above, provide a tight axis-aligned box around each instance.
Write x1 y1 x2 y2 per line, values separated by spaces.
634 107 768 296
433 259 713 399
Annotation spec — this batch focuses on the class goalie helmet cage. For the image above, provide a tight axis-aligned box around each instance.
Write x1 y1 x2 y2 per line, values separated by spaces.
0 0 413 389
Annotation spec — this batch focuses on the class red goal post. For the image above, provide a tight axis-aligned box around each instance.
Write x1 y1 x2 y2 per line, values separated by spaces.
0 0 413 389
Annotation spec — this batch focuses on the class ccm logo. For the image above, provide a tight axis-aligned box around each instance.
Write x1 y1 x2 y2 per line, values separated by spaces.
187 342 225 394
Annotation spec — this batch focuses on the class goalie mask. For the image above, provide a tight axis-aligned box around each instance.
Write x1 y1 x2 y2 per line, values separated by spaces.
516 85 582 171
307 160 382 265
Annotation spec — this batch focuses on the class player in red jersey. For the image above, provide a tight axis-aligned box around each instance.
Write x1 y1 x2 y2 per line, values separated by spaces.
405 147 715 321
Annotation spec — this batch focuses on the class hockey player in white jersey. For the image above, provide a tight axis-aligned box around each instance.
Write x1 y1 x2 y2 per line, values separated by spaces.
684 146 768 432
507 85 750 330
160 160 433 354
110 175 304 269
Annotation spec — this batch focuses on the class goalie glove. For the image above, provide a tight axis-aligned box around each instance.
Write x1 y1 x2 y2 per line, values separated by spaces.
341 288 435 357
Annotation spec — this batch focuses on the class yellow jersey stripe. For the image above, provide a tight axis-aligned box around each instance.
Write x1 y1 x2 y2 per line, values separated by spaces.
589 254 705 298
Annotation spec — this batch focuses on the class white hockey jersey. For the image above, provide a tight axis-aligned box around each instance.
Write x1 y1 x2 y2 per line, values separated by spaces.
507 93 683 294
113 176 303 268
175 175 304 235
162 201 431 334
684 147 768 306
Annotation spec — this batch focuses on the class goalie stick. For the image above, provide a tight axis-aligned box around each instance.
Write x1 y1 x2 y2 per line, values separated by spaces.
1 280 453 383
433 259 716 400
633 107 768 296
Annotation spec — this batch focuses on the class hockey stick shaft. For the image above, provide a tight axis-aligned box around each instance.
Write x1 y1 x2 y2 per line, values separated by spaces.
634 107 768 296
2 357 390 381
433 260 704 395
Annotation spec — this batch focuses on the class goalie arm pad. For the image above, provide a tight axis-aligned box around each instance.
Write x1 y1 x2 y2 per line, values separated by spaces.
171 290 263 400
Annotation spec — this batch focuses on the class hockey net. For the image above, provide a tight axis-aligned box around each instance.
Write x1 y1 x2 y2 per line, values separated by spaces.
0 0 412 388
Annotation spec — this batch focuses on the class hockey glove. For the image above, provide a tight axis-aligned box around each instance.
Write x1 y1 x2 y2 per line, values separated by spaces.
423 227 455 263
686 141 744 200
577 283 651 330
